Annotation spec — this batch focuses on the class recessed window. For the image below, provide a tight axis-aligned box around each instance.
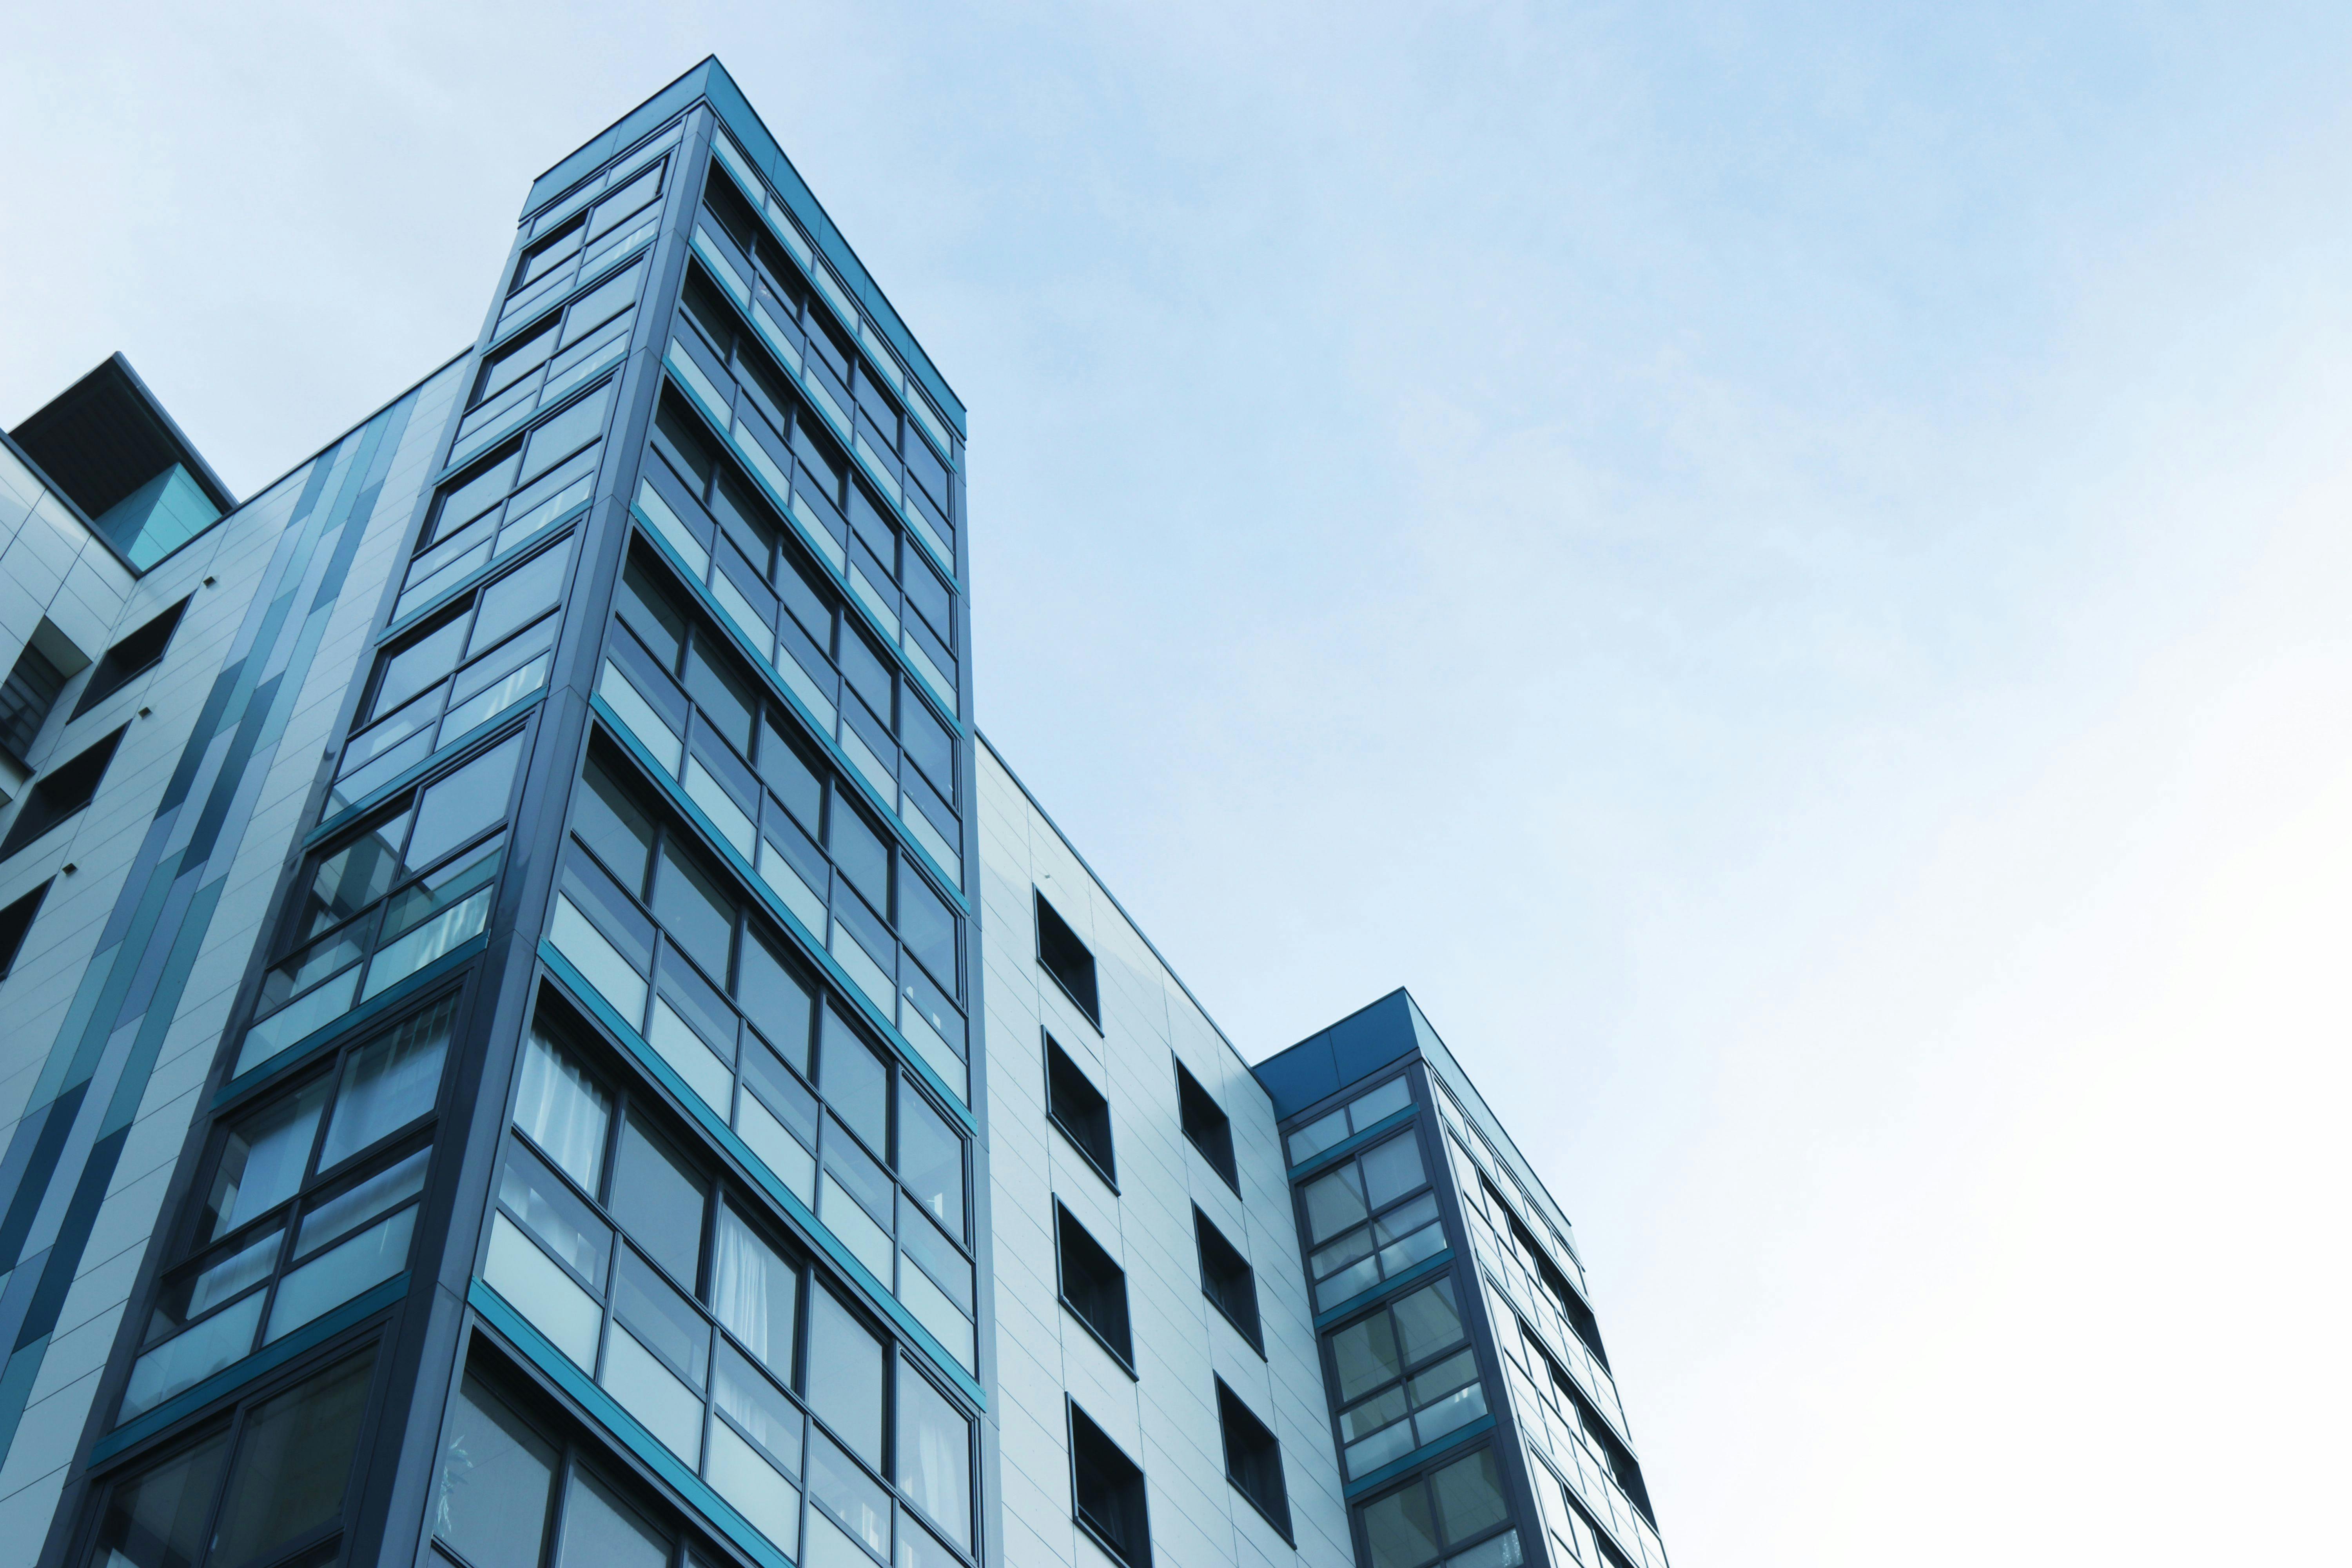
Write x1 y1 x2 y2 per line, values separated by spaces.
1215 1379 1292 1541
1054 1203 1131 1368
72 597 189 719
1034 893 1099 1027
1045 1034 1115 1185
1175 1060 1237 1190
0 879 49 981
0 627 76 761
1195 1209 1261 1352
1069 1402 1151 1568
1512 1317 1653 1523
0 725 125 859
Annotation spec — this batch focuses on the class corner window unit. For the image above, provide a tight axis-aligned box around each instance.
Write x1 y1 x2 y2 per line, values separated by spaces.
1299 1129 1443 1312
121 998 454 1422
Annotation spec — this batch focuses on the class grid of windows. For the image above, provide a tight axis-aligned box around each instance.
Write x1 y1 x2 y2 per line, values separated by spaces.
693 148 958 570
122 1001 451 1420
497 129 680 343
331 543 568 814
1324 1278 1486 1479
1507 1318 1651 1521
662 263 960 722
547 753 976 1368
236 734 522 1079
1355 1446 1519 1568
394 374 615 626
479 1017 974 1564
90 1346 380 1568
595 550 967 1092
1299 1129 1443 1312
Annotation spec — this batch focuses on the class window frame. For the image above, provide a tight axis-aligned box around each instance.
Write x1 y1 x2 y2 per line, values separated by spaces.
1044 1033 1116 1191
0 724 126 858
70 596 190 719
1175 1059 1238 1191
1194 1207 1262 1354
1052 1202 1134 1374
1067 1399 1151 1568
1033 893 1100 1029
1214 1377 1293 1543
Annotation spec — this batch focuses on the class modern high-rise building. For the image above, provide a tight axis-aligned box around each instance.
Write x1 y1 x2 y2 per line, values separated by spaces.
0 58 1668 1568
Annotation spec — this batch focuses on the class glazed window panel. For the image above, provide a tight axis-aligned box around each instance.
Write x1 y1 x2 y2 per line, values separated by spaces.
123 1005 449 1421
590 553 970 1092
91 1347 379 1568
543 760 976 1364
1287 1073 1415 1165
1358 1448 1518 1568
241 741 518 1079
1303 1130 1445 1312
1326 1277 1487 1479
481 1022 976 1567
398 379 613 622
335 546 565 814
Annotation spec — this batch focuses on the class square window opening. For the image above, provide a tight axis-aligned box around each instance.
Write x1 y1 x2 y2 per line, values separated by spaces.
1176 1060 1238 1191
1034 893 1099 1027
1045 1034 1115 1185
1216 1379 1292 1543
1195 1210 1262 1353
1054 1204 1132 1369
1069 1403 1151 1568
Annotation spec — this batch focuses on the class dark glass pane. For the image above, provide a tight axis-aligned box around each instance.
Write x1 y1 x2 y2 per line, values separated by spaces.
371 613 467 720
896 1091 963 1236
89 1429 228 1568
614 1246 710 1388
1392 1279 1465 1365
827 799 889 915
758 717 823 832
1360 1134 1428 1211
200 1078 332 1243
741 1034 818 1148
651 840 734 982
899 695 953 795
818 1007 888 1154
555 1468 668 1568
434 1377 556 1568
897 871 956 989
805 1289 883 1466
431 450 522 547
208 1348 376 1568
652 397 715 497
479 321 558 403
405 734 523 869
610 1113 705 1288
575 756 655 894
1430 1449 1508 1545
775 545 833 647
617 553 687 671
837 624 892 718
684 639 756 756
319 1000 454 1167
294 811 411 941
1361 1483 1441 1568
468 548 568 658
1330 1312 1403 1403
710 468 778 572
822 1112 893 1219
735 927 813 1070
679 269 736 357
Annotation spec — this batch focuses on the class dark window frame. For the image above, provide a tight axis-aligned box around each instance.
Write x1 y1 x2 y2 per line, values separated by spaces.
0 878 50 981
1214 1378 1293 1543
1044 1033 1116 1189
71 597 189 719
1053 1202 1134 1374
1033 893 1100 1029
1068 1400 1152 1568
1194 1207 1263 1354
0 725 126 859
1175 1059 1238 1191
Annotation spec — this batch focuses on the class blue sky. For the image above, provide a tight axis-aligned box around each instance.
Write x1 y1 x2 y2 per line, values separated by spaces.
6 4 2349 1561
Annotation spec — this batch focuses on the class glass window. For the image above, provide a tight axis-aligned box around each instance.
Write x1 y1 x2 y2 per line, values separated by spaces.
515 1027 613 1191
1327 1279 1483 1479
609 1113 705 1289
575 755 655 893
1358 1448 1515 1568
1287 1075 1416 1165
805 1287 883 1466
434 1376 557 1568
895 1091 962 1236
556 1468 668 1568
711 1205 799 1376
819 1007 888 1153
89 1428 227 1568
827 799 889 912
652 840 733 982
896 1360 971 1549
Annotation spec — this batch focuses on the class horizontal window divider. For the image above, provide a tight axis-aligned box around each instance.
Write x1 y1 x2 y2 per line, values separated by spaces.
380 508 592 645
534 940 986 1407
653 359 967 725
1337 1414 1499 1502
214 937 487 1111
307 701 545 849
1312 1250 1458 1334
466 1278 796 1568
90 1273 408 1467
587 699 973 1122
1287 1106 1420 1181
626 512 971 914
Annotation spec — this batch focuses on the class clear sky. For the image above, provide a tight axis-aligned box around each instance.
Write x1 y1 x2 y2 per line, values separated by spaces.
5 4 2347 1562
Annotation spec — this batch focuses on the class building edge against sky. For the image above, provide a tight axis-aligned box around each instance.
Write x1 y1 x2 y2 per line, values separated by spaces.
0 56 1669 1568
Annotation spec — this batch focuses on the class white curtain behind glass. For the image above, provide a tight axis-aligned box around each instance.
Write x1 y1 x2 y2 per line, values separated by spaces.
515 1028 611 1189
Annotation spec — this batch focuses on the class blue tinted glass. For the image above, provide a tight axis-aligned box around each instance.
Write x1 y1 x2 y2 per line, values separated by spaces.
818 1008 888 1153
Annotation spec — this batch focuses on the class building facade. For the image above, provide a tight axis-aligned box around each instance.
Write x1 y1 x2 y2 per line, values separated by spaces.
0 58 1668 1568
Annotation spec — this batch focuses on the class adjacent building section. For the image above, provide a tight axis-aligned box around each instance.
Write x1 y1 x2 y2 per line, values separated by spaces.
1256 994 1666 1568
